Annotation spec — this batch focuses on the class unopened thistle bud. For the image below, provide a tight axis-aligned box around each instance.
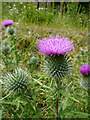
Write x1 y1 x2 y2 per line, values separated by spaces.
6 26 14 35
44 55 72 79
2 45 10 53
2 68 30 93
30 56 39 64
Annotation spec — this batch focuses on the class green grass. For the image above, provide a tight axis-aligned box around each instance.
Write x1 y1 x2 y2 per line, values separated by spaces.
1 2 89 119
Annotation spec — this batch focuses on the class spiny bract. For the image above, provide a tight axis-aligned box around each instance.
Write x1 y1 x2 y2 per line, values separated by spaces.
6 26 14 35
2 68 30 93
43 55 72 80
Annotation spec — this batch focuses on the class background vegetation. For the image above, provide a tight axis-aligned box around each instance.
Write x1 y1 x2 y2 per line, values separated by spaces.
1 1 89 119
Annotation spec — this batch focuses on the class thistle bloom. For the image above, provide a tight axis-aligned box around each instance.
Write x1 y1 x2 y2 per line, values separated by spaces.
37 36 73 56
79 64 90 76
37 36 73 117
37 36 73 80
2 20 13 27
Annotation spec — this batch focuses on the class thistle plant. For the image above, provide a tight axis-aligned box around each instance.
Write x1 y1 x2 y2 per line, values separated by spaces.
37 35 73 117
1 20 14 70
1 44 10 70
37 36 73 80
79 64 90 90
2 68 29 94
2 20 20 67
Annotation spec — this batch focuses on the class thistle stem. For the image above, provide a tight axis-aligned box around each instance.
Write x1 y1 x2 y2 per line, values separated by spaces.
12 35 18 66
56 96 59 117
2 52 9 70
56 82 60 118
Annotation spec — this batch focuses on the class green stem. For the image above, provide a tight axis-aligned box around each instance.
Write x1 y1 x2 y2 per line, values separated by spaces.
56 82 60 118
12 35 18 66
5 53 9 69
2 53 9 70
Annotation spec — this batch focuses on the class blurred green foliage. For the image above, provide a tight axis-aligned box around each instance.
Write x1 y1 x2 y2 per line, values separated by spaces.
2 2 89 27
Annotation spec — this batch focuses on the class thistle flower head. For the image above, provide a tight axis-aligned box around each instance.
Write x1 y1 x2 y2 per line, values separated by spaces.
2 68 30 93
79 64 90 76
37 36 73 56
2 20 13 27
37 36 73 80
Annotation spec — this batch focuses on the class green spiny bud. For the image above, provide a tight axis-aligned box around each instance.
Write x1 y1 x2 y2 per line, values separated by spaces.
2 68 30 93
80 75 90 90
2 45 10 52
6 26 14 35
44 55 72 80
30 56 39 64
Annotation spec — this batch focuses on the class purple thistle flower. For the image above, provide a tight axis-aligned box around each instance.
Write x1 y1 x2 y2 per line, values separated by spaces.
2 20 13 27
37 36 73 56
79 64 90 76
